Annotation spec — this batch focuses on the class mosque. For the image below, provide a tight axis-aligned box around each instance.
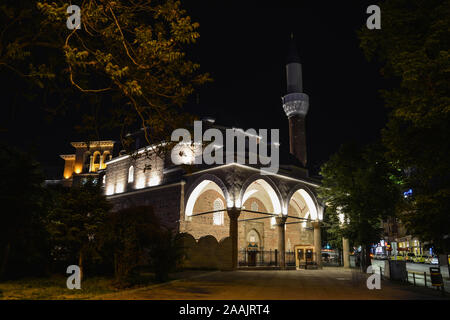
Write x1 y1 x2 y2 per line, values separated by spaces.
59 38 325 270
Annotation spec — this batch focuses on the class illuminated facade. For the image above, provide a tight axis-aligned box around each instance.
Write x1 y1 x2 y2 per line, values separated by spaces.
381 217 425 256
102 38 324 270
60 140 115 187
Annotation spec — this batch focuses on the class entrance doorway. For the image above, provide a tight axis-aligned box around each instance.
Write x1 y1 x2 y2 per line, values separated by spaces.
246 229 260 267
248 250 257 266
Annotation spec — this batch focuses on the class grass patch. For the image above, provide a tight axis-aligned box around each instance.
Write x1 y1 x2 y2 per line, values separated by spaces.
0 275 118 300
0 270 213 300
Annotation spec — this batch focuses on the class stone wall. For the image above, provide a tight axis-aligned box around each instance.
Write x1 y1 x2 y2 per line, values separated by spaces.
177 233 232 271
108 184 182 231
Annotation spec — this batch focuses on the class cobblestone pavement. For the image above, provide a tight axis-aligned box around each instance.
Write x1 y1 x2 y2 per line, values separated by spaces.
97 267 449 300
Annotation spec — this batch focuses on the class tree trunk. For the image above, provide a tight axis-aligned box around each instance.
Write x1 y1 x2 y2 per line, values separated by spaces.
78 251 84 281
360 245 372 273
359 248 365 272
0 242 11 279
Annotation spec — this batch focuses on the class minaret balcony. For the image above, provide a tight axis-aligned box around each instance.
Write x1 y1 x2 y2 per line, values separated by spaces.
282 93 309 117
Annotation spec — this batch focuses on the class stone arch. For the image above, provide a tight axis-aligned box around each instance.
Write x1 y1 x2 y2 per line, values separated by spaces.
92 151 101 164
101 151 111 169
176 232 197 247
246 229 261 245
175 232 197 269
184 174 230 219
239 174 283 215
286 184 320 220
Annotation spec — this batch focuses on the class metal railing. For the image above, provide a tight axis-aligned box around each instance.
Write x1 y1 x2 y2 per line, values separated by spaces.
406 270 448 293
238 249 296 267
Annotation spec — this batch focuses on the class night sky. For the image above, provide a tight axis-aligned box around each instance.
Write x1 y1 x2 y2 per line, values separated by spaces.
7 1 388 177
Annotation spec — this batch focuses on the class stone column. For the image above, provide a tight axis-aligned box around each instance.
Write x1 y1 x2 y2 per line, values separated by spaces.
89 155 93 173
276 216 288 269
179 180 186 221
342 237 350 268
227 207 241 270
313 220 322 268
99 153 104 170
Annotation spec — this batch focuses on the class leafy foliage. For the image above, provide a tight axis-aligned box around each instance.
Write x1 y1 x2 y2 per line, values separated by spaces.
46 179 111 278
0 144 49 279
319 143 401 268
359 0 450 251
100 206 182 286
1 1 209 147
37 0 210 146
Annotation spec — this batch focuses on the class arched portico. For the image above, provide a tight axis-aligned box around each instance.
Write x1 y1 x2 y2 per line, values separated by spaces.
286 185 320 220
185 174 230 219
179 166 322 270
286 185 323 268
239 175 283 214
237 176 288 268
181 174 233 247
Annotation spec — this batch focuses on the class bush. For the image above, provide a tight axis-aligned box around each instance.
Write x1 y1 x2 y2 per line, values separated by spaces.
99 206 182 286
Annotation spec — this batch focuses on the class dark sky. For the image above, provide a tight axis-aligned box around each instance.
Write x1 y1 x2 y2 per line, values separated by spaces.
6 1 388 177
184 0 387 174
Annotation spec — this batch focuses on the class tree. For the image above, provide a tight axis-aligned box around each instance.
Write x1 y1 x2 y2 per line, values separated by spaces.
318 143 400 271
359 0 450 252
0 144 49 280
46 179 111 280
100 206 182 286
1 1 209 148
149 228 184 283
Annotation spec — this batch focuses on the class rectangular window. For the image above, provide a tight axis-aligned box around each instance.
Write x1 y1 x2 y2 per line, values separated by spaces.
213 211 224 225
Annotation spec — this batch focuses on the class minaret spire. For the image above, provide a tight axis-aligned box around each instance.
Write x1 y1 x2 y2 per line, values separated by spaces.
282 35 309 168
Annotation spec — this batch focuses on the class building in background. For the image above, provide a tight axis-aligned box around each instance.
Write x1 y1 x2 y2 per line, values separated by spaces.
59 141 115 187
381 217 426 257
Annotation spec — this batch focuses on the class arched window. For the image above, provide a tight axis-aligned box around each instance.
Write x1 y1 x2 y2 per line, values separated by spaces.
213 198 224 226
128 166 134 183
92 152 101 172
101 151 111 169
93 152 100 164
270 216 276 229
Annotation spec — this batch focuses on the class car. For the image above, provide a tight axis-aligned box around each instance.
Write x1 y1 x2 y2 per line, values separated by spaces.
430 256 439 265
390 254 404 261
406 252 416 262
413 254 428 263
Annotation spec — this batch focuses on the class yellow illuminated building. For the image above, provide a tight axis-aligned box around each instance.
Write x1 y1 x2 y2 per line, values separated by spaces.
60 140 115 186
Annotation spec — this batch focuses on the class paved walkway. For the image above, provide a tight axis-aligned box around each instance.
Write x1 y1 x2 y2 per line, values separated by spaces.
97 267 449 300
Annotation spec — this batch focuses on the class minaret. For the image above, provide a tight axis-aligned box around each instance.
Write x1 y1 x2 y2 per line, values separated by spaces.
282 34 309 167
